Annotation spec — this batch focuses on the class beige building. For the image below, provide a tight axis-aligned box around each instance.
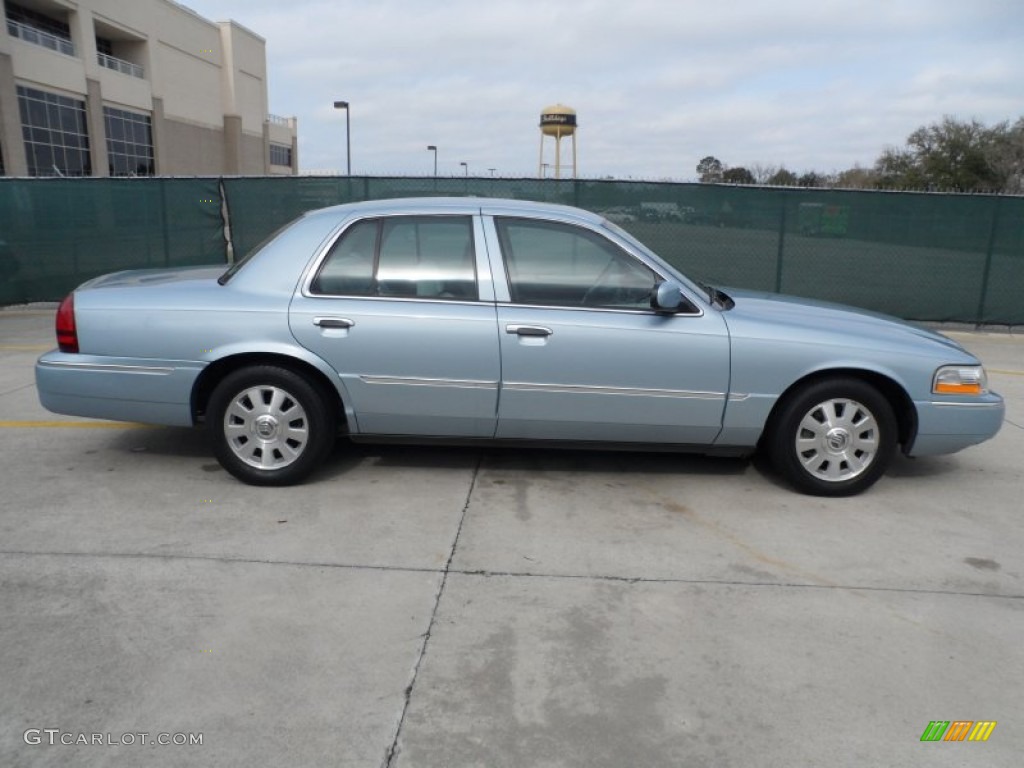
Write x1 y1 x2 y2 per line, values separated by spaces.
0 0 297 176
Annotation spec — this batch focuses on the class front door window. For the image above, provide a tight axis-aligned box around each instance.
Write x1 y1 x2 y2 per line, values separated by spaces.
496 217 658 309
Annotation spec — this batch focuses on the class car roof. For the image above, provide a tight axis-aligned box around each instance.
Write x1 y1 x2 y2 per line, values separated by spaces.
302 196 604 225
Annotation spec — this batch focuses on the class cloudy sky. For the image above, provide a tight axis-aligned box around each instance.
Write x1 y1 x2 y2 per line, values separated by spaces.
180 0 1023 179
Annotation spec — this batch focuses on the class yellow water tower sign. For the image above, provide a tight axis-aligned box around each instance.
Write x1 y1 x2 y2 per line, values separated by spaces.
538 104 577 179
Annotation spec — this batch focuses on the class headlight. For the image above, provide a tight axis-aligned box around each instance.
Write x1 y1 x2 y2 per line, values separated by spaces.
932 365 988 396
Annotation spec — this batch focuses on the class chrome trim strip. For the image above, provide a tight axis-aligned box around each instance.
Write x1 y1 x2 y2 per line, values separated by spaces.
495 301 702 317
304 293 491 308
359 375 498 389
927 400 1003 408
38 360 174 375
728 393 751 402
503 381 724 399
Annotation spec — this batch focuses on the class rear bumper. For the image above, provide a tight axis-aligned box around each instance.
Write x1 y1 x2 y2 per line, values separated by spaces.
35 351 205 427
907 394 1005 457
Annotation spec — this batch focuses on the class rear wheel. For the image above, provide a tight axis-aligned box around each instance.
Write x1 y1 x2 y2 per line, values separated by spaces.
767 377 897 496
208 366 334 486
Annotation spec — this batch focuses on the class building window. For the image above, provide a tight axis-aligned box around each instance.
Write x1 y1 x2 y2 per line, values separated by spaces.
16 86 91 177
5 2 71 38
270 143 293 167
5 1 75 56
103 106 154 176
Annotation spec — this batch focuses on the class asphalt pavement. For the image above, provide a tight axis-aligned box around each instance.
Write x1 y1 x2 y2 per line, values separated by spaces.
1 306 1022 767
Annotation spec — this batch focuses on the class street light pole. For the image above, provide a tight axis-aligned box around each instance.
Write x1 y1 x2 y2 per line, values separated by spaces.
460 162 468 177
427 145 437 176
333 101 351 175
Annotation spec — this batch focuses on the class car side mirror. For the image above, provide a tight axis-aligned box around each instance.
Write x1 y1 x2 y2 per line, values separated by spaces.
651 280 683 313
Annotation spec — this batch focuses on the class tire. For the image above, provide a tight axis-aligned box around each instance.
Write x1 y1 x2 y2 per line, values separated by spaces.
766 377 897 497
207 365 335 486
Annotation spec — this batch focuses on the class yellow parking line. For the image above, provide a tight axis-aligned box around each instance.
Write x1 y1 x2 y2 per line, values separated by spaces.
0 344 51 351
0 420 152 429
989 369 1024 377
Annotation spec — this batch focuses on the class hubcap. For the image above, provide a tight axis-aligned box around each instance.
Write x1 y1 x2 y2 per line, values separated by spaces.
254 415 279 439
795 398 879 483
825 427 850 453
223 385 309 470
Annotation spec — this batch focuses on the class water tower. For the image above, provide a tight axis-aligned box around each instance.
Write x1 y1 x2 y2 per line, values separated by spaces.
538 104 577 179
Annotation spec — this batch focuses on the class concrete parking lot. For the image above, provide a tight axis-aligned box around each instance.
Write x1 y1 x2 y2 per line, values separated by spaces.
1 305 1022 767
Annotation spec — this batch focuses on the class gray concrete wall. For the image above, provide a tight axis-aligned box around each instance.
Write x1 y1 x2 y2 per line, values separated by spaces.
151 96 167 175
241 131 265 175
158 117 226 176
0 53 27 176
85 78 109 177
222 114 242 175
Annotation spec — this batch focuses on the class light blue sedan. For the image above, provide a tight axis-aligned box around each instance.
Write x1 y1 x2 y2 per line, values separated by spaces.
36 198 1004 495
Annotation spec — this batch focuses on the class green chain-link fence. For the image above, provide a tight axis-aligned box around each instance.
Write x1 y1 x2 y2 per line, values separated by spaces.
0 177 223 305
3 176 1022 323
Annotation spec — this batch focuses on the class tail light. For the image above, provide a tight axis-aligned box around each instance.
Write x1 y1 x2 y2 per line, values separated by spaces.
56 293 79 353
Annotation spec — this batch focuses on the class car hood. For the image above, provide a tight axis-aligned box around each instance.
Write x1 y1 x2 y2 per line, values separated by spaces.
721 287 966 353
79 265 225 290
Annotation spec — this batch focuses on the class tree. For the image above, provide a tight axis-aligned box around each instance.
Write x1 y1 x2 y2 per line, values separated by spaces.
911 118 1000 190
987 117 1024 193
749 163 777 184
722 166 755 184
833 165 877 189
874 147 927 189
797 171 826 187
873 116 1023 191
696 156 723 183
766 168 797 186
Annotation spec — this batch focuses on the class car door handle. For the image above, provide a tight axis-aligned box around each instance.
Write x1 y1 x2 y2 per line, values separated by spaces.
506 324 553 337
313 317 355 329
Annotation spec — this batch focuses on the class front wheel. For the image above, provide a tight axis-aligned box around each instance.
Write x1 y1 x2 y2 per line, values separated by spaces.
207 366 335 486
766 378 897 497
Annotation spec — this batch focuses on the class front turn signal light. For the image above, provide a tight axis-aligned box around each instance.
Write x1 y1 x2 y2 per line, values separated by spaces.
933 365 987 395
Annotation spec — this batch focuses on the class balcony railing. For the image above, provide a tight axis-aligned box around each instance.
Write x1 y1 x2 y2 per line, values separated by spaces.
97 51 144 79
7 19 75 56
267 114 292 127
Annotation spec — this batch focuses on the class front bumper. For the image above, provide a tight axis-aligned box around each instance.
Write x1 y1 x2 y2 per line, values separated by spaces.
35 351 205 427
907 393 1005 457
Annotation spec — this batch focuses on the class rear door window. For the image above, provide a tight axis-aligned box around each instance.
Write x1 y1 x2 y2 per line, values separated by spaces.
311 215 478 300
